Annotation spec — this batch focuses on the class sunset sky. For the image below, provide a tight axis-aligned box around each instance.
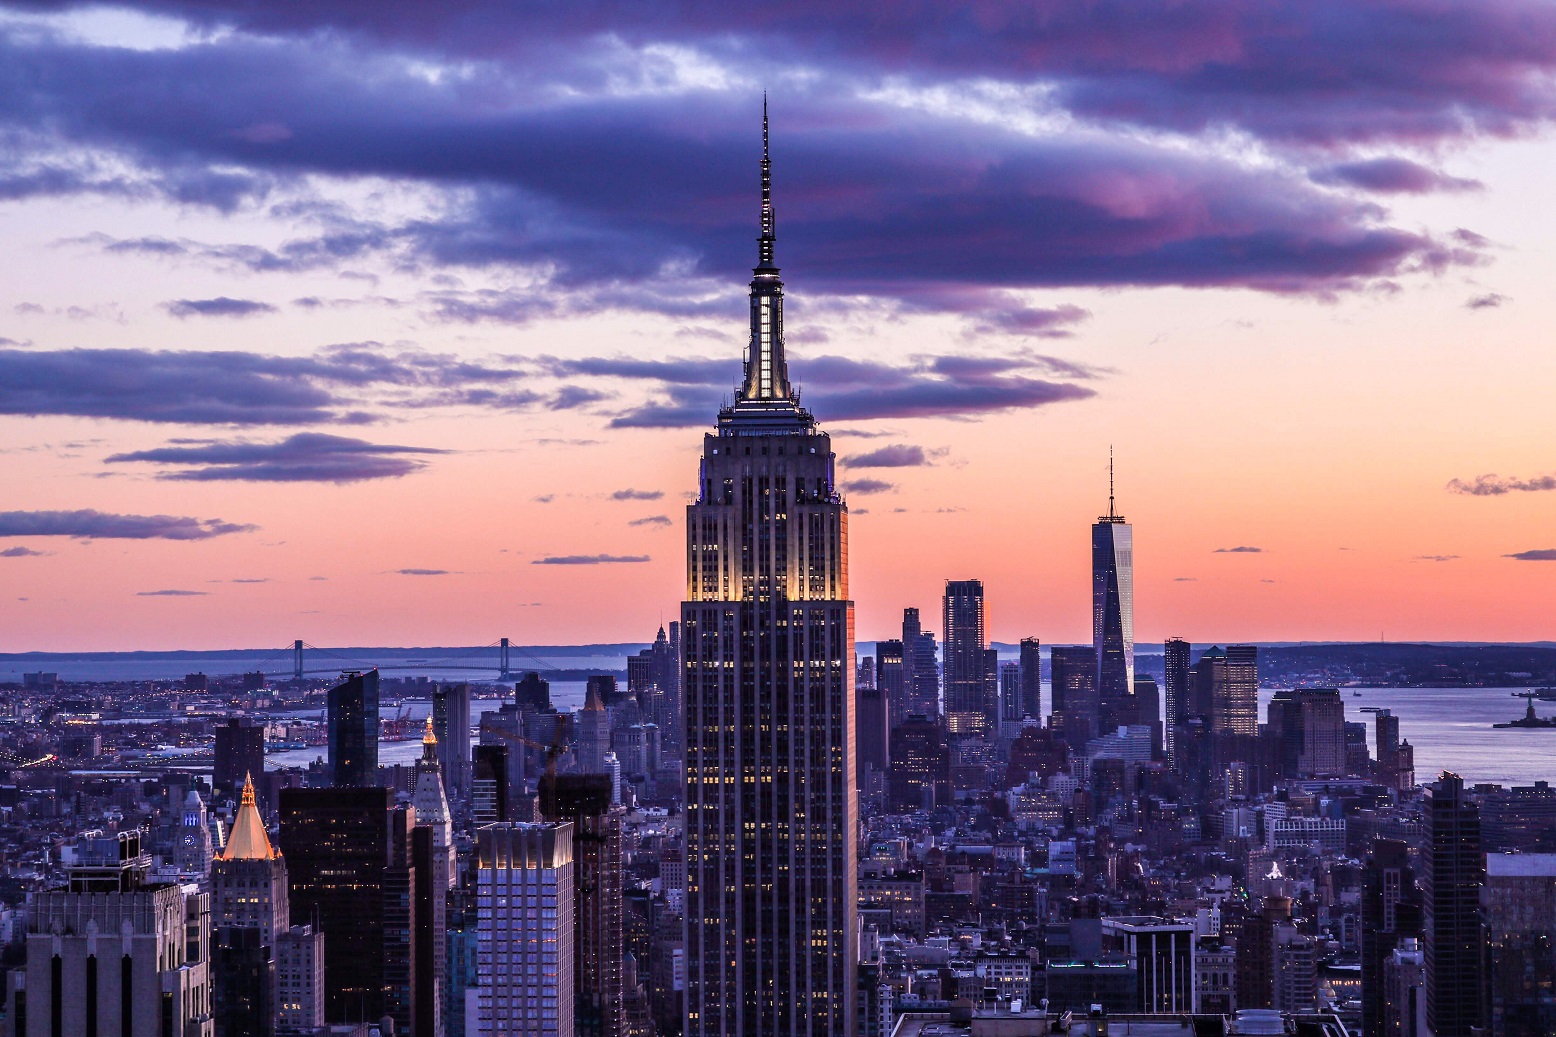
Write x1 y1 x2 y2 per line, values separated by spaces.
2 1 1554 652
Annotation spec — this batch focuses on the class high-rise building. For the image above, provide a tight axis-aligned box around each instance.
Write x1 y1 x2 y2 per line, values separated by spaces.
278 786 417 1032
1163 637 1190 769
1093 456 1134 721
1018 637 1042 722
211 775 287 1037
1050 646 1098 744
1266 687 1347 778
477 822 576 1037
902 608 940 718
875 639 906 729
999 661 1022 726
276 923 325 1034
857 682 889 777
473 743 511 825
575 681 612 774
327 669 380 788
1422 772 1484 1037
1133 675 1161 758
214 717 266 800
888 715 951 812
1361 839 1422 1037
541 776 626 1037
1482 853 1556 1037
681 110 857 1037
15 830 214 1037
175 787 215 877
943 579 994 735
434 682 473 800
1383 937 1427 1037
414 718 454 1036
1212 645 1258 736
1100 916 1194 1013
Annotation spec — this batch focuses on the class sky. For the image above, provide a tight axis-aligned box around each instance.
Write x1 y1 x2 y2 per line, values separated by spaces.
1 0 1554 652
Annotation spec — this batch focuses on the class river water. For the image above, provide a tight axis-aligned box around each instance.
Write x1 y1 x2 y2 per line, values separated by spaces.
267 683 1554 786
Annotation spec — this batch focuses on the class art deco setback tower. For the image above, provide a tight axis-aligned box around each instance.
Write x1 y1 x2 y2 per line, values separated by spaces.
682 105 857 1037
1093 454 1134 725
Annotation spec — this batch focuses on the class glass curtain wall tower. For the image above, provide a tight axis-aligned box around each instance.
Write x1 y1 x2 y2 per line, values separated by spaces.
1093 453 1134 728
681 104 857 1037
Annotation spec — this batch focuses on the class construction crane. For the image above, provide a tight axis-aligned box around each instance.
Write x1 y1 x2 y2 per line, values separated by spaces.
479 713 573 784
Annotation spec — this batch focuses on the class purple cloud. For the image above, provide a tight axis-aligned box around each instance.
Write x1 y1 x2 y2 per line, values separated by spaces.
1215 546 1265 553
105 432 448 483
611 489 663 501
1313 158 1481 194
628 515 672 527
0 546 49 557
136 589 210 596
842 478 895 495
1413 555 1460 562
395 568 450 575
164 296 277 318
532 554 650 564
0 509 255 540
1448 473 1556 496
1466 293 1508 310
1505 549 1556 561
846 444 930 468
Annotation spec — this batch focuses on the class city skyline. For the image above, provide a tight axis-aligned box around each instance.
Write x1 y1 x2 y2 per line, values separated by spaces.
1 4 1555 651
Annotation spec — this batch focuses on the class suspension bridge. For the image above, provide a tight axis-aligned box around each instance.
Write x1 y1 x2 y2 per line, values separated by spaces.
245 637 561 682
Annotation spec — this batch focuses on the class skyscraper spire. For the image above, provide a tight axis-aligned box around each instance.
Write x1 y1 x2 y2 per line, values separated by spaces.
1109 445 1116 519
739 96 792 404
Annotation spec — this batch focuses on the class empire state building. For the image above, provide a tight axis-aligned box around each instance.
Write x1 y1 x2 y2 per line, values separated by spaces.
682 107 858 1037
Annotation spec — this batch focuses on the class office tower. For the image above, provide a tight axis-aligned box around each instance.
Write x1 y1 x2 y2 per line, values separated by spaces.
1383 938 1427 1037
434 683 473 800
415 720 454 1035
1361 839 1422 1037
999 661 1022 725
1100 916 1194 1013
666 620 682 752
1050 645 1098 743
576 681 611 774
1266 687 1347 779
176 787 215 876
1018 637 1041 722
1133 675 1161 758
473 743 512 824
477 823 576 1037
541 776 626 1037
857 655 875 690
16 830 213 1037
875 639 906 728
1093 456 1134 723
1272 923 1318 1012
276 924 326 1034
1234 895 1291 1011
681 111 857 1037
902 608 940 718
279 786 417 1032
1163 637 1190 768
1423 773 1485 1037
214 717 266 799
857 682 889 776
888 715 951 812
1213 645 1258 736
943 579 993 735
327 669 380 787
1482 853 1556 1037
516 671 553 712
212 775 287 1037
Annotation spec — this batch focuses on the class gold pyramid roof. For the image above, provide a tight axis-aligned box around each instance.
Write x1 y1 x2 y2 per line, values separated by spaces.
220 773 279 860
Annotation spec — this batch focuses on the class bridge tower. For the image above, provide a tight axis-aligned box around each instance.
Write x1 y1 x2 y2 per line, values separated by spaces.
499 637 514 680
292 639 305 681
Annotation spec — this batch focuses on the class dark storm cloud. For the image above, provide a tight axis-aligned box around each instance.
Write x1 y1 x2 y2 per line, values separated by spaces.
1312 158 1481 194
0 17 1505 312
164 296 277 318
0 344 530 425
0 510 255 540
1215 546 1265 553
1505 549 1556 561
532 554 651 565
105 432 448 483
1447 473 1556 496
846 445 929 468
